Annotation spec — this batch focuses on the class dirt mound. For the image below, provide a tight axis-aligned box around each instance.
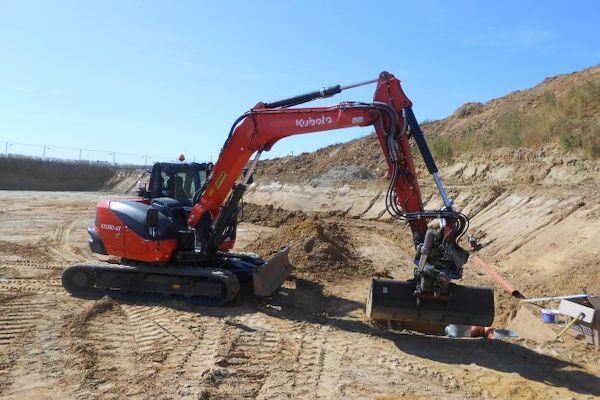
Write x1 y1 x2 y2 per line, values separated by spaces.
454 102 485 119
426 65 600 142
0 240 54 263
312 165 374 182
254 136 386 184
103 168 149 194
64 296 120 339
244 217 373 281
0 156 149 193
0 156 118 191
240 203 307 227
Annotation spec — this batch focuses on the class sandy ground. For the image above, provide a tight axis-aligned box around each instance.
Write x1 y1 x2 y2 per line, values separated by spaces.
0 190 599 399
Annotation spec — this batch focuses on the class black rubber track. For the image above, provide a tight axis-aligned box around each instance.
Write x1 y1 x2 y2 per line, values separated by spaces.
62 263 240 306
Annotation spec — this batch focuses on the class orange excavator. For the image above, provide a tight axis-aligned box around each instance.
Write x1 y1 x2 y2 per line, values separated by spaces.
62 72 494 326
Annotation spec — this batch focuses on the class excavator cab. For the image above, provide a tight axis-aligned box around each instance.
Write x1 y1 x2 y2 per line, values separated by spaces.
144 162 213 206
140 161 238 251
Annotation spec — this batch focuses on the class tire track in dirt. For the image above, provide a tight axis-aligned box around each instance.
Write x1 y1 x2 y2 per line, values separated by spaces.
0 294 66 399
276 324 354 399
337 332 472 399
0 294 55 347
171 315 226 398
189 313 302 399
0 259 68 280
48 217 90 263
313 328 347 398
237 315 303 399
0 277 64 297
61 299 149 399
286 328 326 398
122 305 193 355
74 305 144 398
0 260 67 272
119 304 250 398
119 304 229 398
0 216 89 276
215 333 271 397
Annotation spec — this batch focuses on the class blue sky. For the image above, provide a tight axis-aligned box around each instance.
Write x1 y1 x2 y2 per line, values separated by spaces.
1 1 599 164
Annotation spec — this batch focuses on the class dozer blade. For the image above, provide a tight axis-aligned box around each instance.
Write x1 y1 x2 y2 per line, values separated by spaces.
253 246 292 297
366 278 495 327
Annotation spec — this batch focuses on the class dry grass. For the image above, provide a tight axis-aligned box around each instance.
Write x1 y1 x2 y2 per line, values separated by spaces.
428 80 600 160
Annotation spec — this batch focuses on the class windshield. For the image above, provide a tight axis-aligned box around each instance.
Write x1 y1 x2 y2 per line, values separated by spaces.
151 165 202 206
159 170 196 205
148 163 212 206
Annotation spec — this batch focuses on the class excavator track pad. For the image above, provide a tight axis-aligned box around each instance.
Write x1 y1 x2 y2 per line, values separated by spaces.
366 278 494 327
253 246 292 297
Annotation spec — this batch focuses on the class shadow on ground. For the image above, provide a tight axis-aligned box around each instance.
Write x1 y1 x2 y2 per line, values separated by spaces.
392 335 600 397
109 276 600 398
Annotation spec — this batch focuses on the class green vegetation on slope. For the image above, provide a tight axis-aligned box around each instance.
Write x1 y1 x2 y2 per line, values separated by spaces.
429 79 600 160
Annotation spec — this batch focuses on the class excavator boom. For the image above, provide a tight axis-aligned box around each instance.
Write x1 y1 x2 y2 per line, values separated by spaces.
189 73 427 236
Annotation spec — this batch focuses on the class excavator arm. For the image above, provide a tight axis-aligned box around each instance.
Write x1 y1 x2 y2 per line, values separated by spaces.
190 72 430 238
188 71 493 326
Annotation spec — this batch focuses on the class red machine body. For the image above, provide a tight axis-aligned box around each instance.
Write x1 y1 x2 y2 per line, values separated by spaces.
94 199 177 263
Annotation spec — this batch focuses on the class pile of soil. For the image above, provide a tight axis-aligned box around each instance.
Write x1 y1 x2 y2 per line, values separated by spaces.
239 203 307 227
311 165 374 182
244 216 373 282
63 296 119 339
254 137 387 184
0 157 118 191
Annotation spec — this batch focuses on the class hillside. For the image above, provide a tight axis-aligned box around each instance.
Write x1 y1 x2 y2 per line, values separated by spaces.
426 64 600 159
254 65 600 184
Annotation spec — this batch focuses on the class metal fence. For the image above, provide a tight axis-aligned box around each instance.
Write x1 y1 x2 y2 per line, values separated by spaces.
1 140 209 166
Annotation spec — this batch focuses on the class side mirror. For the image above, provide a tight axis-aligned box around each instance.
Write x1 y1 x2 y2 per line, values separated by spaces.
146 208 159 228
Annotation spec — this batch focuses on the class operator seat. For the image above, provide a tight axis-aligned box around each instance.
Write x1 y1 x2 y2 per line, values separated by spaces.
168 176 190 206
150 197 188 230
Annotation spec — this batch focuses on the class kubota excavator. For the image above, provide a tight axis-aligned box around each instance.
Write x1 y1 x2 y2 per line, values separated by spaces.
62 71 494 326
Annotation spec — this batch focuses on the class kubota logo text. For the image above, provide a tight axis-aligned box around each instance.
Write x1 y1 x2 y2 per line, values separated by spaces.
295 115 333 128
